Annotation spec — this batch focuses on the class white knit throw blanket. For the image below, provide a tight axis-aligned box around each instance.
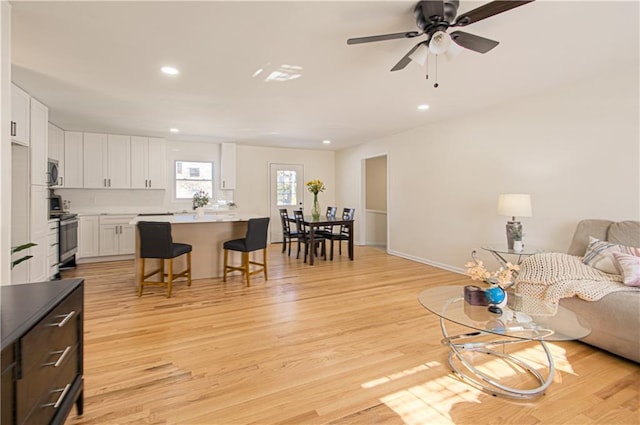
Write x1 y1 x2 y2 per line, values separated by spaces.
514 252 636 315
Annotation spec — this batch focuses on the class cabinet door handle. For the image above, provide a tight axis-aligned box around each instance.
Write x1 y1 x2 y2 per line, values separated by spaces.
43 346 72 367
108 178 111 187
103 178 107 187
222 180 225 188
11 121 16 137
42 383 71 409
148 179 151 187
59 176 64 186
47 310 75 327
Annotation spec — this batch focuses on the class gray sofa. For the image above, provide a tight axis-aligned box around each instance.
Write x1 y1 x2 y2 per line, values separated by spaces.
559 219 640 363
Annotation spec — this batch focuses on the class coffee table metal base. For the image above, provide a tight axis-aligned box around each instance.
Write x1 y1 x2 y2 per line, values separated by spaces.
440 318 555 399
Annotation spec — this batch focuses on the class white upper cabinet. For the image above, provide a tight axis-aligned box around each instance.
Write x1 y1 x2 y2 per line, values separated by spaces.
48 123 65 186
107 134 131 188
11 83 30 146
64 131 84 188
131 136 165 189
83 133 131 188
220 142 236 189
30 98 49 186
83 132 108 188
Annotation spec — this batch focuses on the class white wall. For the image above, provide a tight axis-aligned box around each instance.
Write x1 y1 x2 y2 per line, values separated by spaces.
235 145 335 216
336 69 640 272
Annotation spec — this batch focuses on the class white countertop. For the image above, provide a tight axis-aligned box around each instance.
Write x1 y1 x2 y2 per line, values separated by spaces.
129 212 261 225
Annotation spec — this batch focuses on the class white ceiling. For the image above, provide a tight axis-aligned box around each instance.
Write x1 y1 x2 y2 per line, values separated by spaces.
10 1 639 151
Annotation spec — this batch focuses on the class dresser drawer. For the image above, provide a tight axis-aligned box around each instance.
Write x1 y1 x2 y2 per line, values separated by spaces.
21 287 82 376
19 346 79 425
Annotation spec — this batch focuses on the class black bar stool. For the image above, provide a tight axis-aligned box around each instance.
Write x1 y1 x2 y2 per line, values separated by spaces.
223 217 270 286
137 221 192 297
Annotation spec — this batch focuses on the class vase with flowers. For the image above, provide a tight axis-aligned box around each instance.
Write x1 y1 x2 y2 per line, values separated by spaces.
306 179 325 220
465 251 520 314
192 190 210 219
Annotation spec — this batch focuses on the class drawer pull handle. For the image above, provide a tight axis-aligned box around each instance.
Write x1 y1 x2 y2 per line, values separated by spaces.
43 346 72 367
42 383 71 409
47 310 75 327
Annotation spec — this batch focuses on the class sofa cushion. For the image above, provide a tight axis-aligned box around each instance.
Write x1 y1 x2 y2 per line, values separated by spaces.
613 252 640 287
608 221 640 248
582 237 640 274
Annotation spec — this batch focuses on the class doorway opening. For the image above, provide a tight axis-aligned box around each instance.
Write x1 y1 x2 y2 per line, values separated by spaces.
363 155 388 251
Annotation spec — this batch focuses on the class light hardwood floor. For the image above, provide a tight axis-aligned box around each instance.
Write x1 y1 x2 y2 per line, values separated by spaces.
63 245 639 425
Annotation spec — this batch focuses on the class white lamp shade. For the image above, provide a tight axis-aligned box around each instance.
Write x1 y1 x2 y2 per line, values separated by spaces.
429 31 452 55
497 194 532 218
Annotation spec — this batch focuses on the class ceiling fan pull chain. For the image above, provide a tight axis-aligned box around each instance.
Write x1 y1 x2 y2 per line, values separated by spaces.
425 52 430 80
434 54 439 88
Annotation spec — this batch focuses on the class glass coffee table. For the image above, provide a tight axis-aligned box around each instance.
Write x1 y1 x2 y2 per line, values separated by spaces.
418 286 590 399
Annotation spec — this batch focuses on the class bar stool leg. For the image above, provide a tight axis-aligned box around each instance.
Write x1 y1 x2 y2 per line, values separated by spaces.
263 248 268 281
243 252 250 287
167 259 173 298
187 252 192 286
138 258 145 296
223 249 228 282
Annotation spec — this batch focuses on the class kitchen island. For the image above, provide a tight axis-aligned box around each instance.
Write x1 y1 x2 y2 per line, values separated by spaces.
130 213 262 281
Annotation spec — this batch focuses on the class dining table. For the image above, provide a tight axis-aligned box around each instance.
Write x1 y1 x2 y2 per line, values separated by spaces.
292 215 355 265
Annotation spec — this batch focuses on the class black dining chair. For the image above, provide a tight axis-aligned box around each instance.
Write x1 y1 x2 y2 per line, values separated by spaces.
328 208 355 261
223 217 270 286
293 209 327 263
316 206 338 237
279 208 299 256
137 221 192 298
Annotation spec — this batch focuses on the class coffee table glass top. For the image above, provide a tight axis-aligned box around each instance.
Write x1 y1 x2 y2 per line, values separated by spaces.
418 286 590 342
481 244 544 256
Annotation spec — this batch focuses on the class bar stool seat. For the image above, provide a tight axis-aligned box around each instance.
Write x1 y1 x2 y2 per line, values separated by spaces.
137 221 192 298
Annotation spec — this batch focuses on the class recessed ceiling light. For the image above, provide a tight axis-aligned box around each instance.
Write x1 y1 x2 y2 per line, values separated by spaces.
322 140 331 145
417 104 430 111
161 66 179 75
169 128 180 133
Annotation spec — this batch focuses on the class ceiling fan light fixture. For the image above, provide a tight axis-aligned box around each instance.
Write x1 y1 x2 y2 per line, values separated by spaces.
408 43 429 67
428 30 452 55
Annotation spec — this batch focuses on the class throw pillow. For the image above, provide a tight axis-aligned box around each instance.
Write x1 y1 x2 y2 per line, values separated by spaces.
582 237 640 274
612 252 640 287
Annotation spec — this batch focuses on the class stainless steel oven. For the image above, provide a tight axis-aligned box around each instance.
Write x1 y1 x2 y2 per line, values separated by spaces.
59 214 78 267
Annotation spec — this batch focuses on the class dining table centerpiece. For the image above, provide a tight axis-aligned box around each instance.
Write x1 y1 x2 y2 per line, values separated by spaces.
306 179 326 220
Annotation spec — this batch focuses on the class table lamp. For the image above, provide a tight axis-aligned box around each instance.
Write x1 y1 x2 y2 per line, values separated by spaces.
497 194 532 250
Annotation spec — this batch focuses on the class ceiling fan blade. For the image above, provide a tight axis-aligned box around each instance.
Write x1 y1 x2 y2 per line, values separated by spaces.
450 31 499 53
390 42 424 72
453 0 535 27
420 0 444 22
347 31 421 45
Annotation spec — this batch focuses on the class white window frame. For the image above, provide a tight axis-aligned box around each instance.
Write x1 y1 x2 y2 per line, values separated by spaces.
174 160 214 201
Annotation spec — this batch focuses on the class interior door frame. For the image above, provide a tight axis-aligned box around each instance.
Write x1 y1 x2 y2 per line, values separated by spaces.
268 162 305 244
361 153 390 252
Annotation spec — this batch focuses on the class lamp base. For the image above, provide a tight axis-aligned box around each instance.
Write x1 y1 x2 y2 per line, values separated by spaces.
505 221 522 250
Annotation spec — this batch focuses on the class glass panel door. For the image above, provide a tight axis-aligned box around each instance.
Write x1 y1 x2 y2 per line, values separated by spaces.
269 163 304 243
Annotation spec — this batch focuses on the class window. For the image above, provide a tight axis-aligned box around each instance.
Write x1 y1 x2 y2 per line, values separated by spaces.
175 161 213 200
276 170 298 206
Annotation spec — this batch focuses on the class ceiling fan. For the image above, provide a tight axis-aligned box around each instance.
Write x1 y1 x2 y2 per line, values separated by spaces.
347 0 535 73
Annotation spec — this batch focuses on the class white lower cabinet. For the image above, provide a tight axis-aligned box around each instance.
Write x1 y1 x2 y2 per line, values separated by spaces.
99 215 136 256
29 185 49 283
78 215 100 258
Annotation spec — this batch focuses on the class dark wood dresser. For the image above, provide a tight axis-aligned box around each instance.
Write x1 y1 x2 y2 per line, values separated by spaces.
1 279 84 425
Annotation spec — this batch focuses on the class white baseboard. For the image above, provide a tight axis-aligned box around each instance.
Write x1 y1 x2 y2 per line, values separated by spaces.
77 254 134 264
387 249 466 275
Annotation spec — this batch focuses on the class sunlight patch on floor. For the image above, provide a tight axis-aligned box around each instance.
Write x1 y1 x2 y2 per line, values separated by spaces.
361 361 441 389
379 375 479 425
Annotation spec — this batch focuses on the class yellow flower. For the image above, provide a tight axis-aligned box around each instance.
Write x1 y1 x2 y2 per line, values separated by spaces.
306 179 326 195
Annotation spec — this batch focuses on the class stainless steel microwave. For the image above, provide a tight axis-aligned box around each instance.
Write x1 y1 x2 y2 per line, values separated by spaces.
47 158 59 186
